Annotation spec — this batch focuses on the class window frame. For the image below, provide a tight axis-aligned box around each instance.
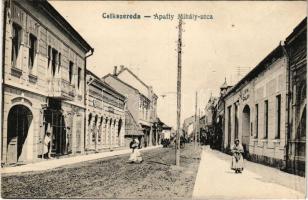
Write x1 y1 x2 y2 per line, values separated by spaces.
69 61 74 84
255 104 259 139
11 23 22 68
28 33 37 72
275 95 281 139
77 67 82 89
264 100 268 139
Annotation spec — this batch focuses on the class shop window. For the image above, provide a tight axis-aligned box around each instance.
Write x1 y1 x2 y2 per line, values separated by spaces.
11 23 22 68
28 34 37 72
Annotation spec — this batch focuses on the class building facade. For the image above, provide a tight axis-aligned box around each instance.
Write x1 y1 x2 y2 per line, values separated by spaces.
103 66 159 147
85 70 126 152
2 0 93 165
222 18 306 175
212 79 232 150
285 18 306 176
223 44 288 168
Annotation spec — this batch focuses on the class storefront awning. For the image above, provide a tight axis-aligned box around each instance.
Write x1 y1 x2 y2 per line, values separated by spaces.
125 128 144 136
125 111 144 136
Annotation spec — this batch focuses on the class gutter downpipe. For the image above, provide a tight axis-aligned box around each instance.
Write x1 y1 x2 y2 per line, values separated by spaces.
84 48 94 154
282 42 290 172
1 0 9 165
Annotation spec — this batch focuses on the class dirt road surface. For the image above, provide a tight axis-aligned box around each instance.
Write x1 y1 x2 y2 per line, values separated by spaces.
2 144 201 199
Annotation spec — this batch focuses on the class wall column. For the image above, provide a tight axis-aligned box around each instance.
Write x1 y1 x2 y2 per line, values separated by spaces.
149 126 153 146
109 119 112 149
114 119 119 147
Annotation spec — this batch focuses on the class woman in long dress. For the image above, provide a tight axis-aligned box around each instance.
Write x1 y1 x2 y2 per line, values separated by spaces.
231 139 244 173
128 138 143 163
43 132 51 159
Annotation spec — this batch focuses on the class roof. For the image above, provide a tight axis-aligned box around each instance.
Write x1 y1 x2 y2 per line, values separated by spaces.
286 17 307 44
125 110 144 136
36 0 93 52
103 73 140 93
117 67 149 89
224 44 284 98
162 124 172 130
116 67 158 98
86 69 126 100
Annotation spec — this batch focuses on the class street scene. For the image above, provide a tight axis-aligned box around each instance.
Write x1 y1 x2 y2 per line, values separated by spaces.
1 0 307 199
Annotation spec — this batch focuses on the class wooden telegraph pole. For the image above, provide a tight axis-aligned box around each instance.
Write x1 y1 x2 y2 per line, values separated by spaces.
198 108 201 146
176 18 183 166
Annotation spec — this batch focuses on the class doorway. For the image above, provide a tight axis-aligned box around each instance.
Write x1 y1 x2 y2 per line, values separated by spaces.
242 105 251 156
44 109 68 156
6 105 33 164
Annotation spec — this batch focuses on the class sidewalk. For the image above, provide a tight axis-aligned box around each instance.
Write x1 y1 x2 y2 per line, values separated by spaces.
193 147 305 199
1 145 162 175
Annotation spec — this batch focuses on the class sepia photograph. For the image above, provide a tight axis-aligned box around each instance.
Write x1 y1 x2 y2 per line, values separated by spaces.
0 0 307 199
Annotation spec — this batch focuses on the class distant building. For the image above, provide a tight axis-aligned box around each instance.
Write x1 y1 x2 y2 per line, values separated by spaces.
183 115 195 137
204 95 218 127
213 78 232 150
161 124 172 140
103 66 159 147
85 70 126 152
203 95 219 148
2 0 93 165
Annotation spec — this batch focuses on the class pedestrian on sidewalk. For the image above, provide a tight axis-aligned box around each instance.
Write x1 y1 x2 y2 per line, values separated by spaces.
128 138 143 163
43 132 51 159
231 139 244 173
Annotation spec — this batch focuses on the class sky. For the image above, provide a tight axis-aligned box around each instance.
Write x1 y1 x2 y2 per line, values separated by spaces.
50 1 306 128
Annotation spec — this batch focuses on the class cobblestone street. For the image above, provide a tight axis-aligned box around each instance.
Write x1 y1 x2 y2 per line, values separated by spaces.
1 144 201 199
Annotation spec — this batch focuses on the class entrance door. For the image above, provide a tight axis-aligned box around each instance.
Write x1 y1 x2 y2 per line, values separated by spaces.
44 109 67 156
242 105 251 156
7 105 33 164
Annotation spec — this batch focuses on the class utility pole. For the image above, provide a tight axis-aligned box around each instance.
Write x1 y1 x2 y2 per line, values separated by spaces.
198 108 201 146
194 91 198 149
176 18 183 166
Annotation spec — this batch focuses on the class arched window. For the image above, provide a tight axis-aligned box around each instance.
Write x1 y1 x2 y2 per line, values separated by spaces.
100 116 104 125
118 119 122 137
92 115 98 142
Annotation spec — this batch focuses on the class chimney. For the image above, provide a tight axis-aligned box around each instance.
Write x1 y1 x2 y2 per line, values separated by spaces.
113 66 117 75
120 65 124 72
